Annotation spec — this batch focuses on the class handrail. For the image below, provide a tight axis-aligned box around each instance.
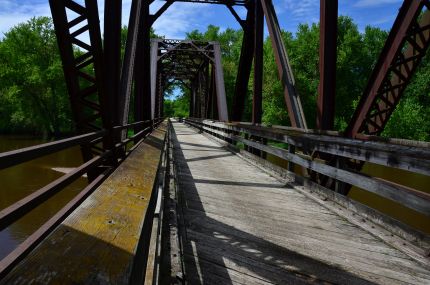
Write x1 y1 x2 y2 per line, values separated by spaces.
0 118 166 280
0 153 109 231
0 119 168 284
0 130 106 170
187 118 430 175
184 118 430 216
0 169 110 278
0 119 163 171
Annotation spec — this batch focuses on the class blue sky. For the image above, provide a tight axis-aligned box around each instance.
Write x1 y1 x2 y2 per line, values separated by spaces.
1 0 403 39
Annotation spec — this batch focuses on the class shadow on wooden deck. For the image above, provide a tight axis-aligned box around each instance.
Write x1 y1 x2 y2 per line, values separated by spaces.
169 122 377 285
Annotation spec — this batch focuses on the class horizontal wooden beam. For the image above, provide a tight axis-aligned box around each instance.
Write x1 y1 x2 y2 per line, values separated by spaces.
184 119 430 216
187 119 430 176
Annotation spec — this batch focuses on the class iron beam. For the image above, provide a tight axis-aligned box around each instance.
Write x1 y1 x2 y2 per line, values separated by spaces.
212 42 229 121
232 4 255 121
260 0 307 128
119 0 145 137
134 1 152 132
104 0 122 127
253 0 264 124
316 0 337 130
346 0 430 137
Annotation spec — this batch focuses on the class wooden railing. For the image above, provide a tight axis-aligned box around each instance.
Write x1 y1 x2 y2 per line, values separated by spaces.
184 118 430 218
0 118 164 279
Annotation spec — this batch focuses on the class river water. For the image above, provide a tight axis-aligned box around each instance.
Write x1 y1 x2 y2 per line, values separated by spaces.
0 135 87 260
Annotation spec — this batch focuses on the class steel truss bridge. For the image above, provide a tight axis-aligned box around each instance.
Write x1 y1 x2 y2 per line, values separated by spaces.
0 0 430 284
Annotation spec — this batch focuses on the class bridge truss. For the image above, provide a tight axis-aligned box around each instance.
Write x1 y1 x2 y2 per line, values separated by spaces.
46 0 429 186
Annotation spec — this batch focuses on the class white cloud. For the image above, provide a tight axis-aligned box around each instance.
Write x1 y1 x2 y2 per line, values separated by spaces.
278 0 318 17
0 0 51 37
354 0 401 8
0 0 212 41
151 2 211 39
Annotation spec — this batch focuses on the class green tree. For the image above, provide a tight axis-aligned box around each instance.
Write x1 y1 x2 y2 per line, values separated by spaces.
0 17 70 137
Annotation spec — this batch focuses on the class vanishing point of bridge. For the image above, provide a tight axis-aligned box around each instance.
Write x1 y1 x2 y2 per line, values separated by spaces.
0 0 430 284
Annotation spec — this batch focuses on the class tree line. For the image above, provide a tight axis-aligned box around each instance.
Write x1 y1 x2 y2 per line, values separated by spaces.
1 16 429 140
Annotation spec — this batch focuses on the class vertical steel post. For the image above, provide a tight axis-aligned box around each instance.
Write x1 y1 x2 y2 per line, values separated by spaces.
212 42 229 121
253 0 264 125
134 0 152 129
104 0 122 125
316 0 337 130
232 4 255 121
150 40 159 120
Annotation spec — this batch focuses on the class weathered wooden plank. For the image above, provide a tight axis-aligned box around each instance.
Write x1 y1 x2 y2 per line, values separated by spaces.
184 209 419 264
183 252 275 285
171 121 430 285
230 135 430 216
186 118 430 175
183 238 326 284
1 122 168 284
237 144 430 252
184 213 430 284
184 229 408 285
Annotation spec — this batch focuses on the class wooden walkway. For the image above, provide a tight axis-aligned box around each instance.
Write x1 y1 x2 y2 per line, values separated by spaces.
171 121 430 285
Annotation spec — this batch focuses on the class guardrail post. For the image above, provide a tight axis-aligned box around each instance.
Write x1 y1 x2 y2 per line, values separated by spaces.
288 144 295 172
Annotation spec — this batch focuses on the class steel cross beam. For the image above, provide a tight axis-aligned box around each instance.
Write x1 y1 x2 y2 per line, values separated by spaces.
49 0 114 164
154 39 229 121
161 0 247 5
232 3 255 122
260 0 307 129
347 0 430 138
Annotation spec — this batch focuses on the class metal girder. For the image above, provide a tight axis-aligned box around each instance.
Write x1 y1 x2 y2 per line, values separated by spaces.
253 0 264 124
119 0 145 138
260 0 307 129
104 0 122 127
160 0 247 5
49 0 113 163
347 0 430 138
317 0 338 130
150 41 159 120
134 1 152 130
232 3 255 121
212 42 229 121
153 39 228 120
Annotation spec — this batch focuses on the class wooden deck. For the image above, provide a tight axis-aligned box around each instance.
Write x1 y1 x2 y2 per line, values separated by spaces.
171 120 430 285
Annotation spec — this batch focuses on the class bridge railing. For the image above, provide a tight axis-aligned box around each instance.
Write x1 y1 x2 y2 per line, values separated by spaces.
184 118 430 219
0 118 164 278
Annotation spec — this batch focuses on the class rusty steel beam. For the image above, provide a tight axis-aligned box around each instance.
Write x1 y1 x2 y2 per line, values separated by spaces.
150 40 159 120
317 0 338 130
232 4 255 122
134 1 152 131
104 0 122 128
347 0 430 137
49 0 113 164
260 0 307 129
213 42 229 121
119 0 145 138
162 0 247 5
253 0 264 124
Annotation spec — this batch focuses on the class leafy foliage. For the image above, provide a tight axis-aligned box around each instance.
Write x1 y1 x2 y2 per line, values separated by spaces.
0 16 428 141
0 17 70 136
